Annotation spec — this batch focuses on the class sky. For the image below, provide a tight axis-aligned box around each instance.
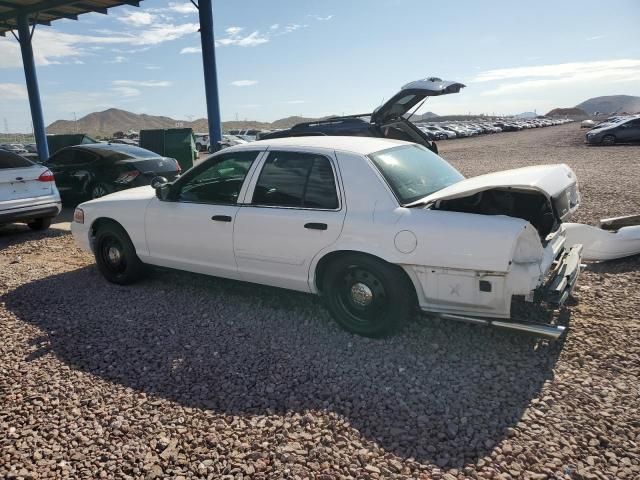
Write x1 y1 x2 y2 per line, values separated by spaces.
1 0 639 132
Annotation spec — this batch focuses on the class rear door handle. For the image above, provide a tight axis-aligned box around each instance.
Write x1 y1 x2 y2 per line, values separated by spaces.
211 215 232 222
304 222 327 230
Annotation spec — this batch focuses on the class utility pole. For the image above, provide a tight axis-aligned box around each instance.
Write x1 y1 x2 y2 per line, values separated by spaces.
73 112 78 133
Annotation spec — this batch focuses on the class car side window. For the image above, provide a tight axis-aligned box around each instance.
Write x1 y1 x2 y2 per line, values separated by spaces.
252 151 339 209
48 149 76 166
175 151 258 204
74 150 98 164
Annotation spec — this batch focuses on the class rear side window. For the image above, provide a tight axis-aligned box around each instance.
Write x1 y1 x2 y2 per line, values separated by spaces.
0 150 34 169
252 151 338 209
48 149 76 166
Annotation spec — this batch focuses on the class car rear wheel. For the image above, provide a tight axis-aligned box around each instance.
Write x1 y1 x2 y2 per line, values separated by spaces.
90 183 113 199
27 217 52 231
323 254 414 338
601 135 616 146
94 223 146 284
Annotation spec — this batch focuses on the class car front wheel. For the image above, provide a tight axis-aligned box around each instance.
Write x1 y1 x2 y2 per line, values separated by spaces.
601 134 616 146
323 254 414 338
94 223 146 284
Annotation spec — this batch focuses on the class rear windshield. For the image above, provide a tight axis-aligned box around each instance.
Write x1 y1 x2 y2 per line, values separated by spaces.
131 158 178 173
82 145 160 161
368 145 464 204
0 150 34 169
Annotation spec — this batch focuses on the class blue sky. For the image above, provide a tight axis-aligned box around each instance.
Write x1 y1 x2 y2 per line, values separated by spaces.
1 0 639 132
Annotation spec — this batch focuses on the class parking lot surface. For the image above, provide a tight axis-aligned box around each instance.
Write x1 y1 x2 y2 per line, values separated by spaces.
1 124 639 479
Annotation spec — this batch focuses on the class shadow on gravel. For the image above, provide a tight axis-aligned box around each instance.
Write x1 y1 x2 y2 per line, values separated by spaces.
584 255 640 274
0 226 68 249
2 265 566 467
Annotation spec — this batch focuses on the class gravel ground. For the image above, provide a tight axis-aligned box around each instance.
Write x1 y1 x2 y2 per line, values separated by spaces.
1 124 639 479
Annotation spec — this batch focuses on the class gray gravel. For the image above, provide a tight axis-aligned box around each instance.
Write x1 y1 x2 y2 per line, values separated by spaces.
1 124 639 479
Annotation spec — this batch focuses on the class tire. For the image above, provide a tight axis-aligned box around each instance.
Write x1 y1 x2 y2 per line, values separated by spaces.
322 254 414 338
27 217 52 231
94 223 146 285
90 183 113 199
601 135 616 146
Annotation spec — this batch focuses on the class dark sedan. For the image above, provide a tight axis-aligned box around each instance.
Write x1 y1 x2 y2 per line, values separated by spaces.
586 117 640 145
46 143 181 199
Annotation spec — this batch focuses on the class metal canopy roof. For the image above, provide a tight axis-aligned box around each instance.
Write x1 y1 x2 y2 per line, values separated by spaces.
0 0 142 35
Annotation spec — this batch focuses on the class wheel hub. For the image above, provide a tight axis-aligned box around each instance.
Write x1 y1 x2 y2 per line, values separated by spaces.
350 282 373 307
107 246 122 264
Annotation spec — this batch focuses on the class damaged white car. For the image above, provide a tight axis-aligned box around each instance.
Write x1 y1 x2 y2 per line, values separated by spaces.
72 136 583 340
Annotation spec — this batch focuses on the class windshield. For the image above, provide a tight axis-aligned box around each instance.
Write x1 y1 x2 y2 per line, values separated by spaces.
368 144 464 204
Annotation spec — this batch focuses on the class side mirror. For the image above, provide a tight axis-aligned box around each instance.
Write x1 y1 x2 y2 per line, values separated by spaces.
151 176 171 201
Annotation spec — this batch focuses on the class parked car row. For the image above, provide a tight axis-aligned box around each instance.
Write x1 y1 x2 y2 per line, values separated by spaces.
584 114 640 146
414 117 574 141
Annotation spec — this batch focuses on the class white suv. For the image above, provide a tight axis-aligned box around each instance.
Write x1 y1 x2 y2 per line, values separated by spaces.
0 149 61 231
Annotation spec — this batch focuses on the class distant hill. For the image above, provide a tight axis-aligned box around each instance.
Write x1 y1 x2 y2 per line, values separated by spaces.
546 107 589 119
514 111 537 118
46 108 338 137
575 95 640 115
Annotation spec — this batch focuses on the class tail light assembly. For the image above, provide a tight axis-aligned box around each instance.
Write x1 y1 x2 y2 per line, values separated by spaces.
38 169 55 182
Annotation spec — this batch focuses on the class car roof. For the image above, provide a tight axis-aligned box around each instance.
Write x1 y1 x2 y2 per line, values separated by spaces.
226 136 410 155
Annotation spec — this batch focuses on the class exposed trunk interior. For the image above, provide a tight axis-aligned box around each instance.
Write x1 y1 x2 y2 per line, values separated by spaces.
432 188 557 240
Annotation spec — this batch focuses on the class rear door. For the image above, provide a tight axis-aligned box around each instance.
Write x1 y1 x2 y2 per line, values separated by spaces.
233 149 346 291
46 148 77 193
616 119 640 142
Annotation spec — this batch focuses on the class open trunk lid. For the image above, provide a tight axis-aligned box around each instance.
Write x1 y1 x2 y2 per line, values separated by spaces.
371 77 465 125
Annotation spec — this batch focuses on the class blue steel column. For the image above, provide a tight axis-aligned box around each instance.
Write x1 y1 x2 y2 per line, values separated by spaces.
198 0 222 147
17 14 49 161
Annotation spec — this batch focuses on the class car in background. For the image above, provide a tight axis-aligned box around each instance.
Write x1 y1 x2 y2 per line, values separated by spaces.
0 143 28 155
585 117 640 145
258 77 466 154
423 125 456 139
110 138 138 146
45 143 181 199
194 133 210 152
1 149 61 231
24 143 38 154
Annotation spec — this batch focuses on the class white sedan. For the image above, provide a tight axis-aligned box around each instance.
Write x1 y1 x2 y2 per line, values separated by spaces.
72 136 582 339
1 149 61 230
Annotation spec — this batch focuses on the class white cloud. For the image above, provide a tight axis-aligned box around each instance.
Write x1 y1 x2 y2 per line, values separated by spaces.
0 83 28 100
270 24 280 30
105 56 128 64
216 30 269 47
308 14 334 21
586 35 607 41
111 86 141 97
167 2 197 14
145 65 161 70
225 26 244 36
113 80 172 87
284 100 309 104
180 46 201 54
473 59 640 83
475 59 640 96
230 80 258 87
118 11 155 26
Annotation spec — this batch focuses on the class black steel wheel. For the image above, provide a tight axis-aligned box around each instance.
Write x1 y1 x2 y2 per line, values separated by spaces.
601 134 616 146
94 223 146 284
90 183 112 199
323 254 414 337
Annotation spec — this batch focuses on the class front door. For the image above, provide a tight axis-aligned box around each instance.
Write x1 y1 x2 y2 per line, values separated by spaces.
234 149 346 291
144 150 262 279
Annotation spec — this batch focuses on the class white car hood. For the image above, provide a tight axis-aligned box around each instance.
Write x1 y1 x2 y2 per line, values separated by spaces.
409 164 578 205
84 185 155 205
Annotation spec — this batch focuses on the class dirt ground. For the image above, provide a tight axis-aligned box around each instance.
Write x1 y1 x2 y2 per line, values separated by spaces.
1 124 639 479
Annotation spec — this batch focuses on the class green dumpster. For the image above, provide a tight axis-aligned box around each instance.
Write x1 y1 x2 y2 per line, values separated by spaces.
46 133 97 156
139 128 197 171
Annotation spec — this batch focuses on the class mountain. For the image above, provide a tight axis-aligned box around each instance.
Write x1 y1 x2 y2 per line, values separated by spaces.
545 107 589 119
575 95 640 115
514 111 537 118
45 108 338 137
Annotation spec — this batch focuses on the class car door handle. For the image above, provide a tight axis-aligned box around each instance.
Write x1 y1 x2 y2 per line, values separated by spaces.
211 215 232 222
304 222 327 230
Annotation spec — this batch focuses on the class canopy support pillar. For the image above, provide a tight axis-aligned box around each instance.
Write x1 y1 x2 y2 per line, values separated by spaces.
17 13 49 161
197 0 222 150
